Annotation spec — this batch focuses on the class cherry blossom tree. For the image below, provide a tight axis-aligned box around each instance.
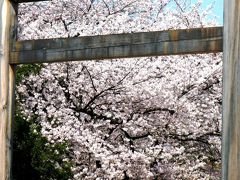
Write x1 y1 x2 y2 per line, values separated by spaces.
17 0 222 179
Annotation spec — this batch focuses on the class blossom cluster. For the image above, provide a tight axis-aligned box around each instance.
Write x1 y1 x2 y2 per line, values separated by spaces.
18 0 222 179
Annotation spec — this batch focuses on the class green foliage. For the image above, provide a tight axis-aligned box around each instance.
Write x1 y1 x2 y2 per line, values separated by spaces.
13 64 74 180
16 64 44 85
12 111 73 180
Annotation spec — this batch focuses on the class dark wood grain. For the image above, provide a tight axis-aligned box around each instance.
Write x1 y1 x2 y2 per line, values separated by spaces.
10 27 223 64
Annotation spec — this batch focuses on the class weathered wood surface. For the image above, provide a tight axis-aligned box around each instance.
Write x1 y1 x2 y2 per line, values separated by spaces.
10 27 223 64
0 0 16 179
222 0 240 179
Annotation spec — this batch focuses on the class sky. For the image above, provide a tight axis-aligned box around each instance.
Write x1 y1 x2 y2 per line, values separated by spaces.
168 0 224 24
197 0 223 24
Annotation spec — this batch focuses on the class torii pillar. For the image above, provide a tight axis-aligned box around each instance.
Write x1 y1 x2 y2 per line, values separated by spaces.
0 0 16 179
223 0 240 179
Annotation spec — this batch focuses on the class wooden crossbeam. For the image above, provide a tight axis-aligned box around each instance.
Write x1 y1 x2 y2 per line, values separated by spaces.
10 26 223 64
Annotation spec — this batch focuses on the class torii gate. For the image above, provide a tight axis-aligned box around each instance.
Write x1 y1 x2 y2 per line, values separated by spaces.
0 0 237 179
